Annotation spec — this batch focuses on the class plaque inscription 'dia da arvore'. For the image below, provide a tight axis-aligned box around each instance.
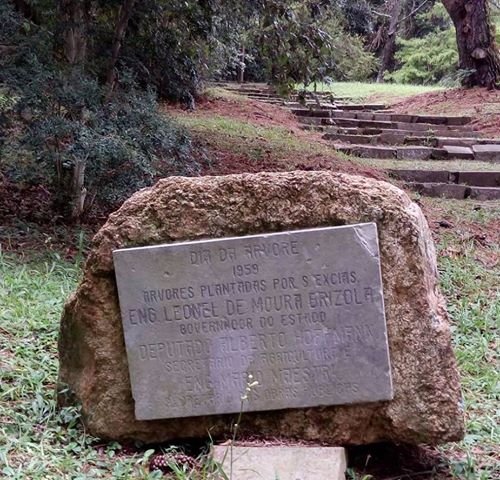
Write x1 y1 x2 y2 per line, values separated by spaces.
113 223 393 421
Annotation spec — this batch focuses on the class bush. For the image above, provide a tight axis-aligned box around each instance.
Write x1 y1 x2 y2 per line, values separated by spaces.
0 2 197 220
385 29 458 85
255 4 376 93
385 4 458 85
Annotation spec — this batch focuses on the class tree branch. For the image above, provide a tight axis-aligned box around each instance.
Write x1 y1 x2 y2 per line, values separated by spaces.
400 0 433 24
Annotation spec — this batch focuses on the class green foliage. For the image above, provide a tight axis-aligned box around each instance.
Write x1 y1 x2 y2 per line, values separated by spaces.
323 18 378 82
0 1 196 219
0 253 161 479
121 0 213 103
255 2 376 93
385 29 458 85
386 4 459 85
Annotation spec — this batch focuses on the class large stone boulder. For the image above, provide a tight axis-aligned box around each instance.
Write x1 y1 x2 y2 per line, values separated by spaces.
58 171 464 445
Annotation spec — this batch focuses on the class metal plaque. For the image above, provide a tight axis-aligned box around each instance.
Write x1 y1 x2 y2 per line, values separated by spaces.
113 223 393 420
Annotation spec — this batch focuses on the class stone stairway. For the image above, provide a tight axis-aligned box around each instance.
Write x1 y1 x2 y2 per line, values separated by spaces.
389 170 500 201
288 99 500 199
216 82 371 109
219 83 500 200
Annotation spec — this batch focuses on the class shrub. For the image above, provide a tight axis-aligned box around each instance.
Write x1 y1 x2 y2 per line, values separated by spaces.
386 3 459 85
385 29 458 85
0 3 196 220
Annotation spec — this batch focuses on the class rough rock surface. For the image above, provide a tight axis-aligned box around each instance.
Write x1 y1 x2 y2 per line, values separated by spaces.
58 171 464 445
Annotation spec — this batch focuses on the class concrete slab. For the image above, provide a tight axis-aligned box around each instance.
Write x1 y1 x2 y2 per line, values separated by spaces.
443 146 474 160
410 183 469 199
389 170 450 184
415 115 448 125
458 171 500 187
337 145 397 159
323 133 379 144
446 116 472 126
435 138 477 148
469 186 500 200
212 445 347 480
397 147 433 160
356 112 375 121
292 109 331 117
472 144 500 162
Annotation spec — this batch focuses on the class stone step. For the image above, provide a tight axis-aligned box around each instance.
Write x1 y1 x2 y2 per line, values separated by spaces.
407 182 500 200
326 117 473 132
338 143 500 162
324 133 381 145
292 106 388 116
472 144 500 162
284 101 350 109
299 124 325 132
227 89 276 96
293 109 334 118
247 98 284 104
337 103 388 111
246 93 282 99
299 116 475 134
337 145 435 160
442 146 475 160
403 137 500 147
389 169 500 187
337 144 477 160
328 111 471 126
324 132 495 147
323 126 477 138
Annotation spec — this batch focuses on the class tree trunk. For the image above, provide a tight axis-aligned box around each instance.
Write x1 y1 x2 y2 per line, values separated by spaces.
71 158 87 220
377 0 403 83
56 0 91 219
105 0 137 94
58 0 89 65
442 0 500 88
238 45 246 84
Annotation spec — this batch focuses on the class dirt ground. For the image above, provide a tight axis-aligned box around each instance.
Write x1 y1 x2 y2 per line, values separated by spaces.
390 87 500 136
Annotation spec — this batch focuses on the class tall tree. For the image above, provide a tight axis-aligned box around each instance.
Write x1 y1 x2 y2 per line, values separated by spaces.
442 0 500 88
105 0 137 94
376 0 403 82
58 0 90 65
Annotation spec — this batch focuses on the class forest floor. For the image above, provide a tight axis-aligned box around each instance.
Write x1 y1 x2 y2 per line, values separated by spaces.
0 85 499 479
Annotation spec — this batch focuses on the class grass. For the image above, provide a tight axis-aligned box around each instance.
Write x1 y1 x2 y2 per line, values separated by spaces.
0 253 162 479
299 82 443 101
428 200 499 479
1 199 498 479
204 87 254 103
178 114 334 161
0 252 230 479
352 157 500 172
